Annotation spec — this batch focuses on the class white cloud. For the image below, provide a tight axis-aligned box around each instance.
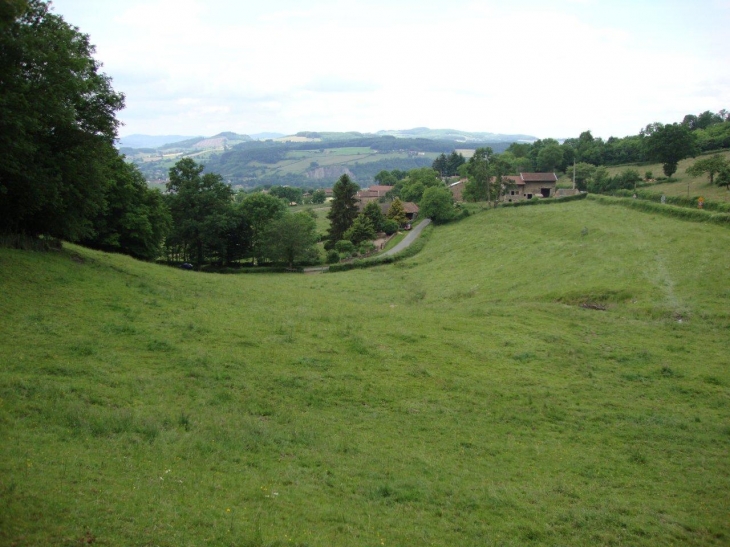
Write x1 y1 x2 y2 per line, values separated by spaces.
51 0 730 138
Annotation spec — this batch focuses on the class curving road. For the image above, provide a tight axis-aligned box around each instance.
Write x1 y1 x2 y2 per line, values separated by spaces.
381 218 431 256
303 218 431 273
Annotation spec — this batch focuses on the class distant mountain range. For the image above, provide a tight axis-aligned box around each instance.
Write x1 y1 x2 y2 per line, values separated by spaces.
118 132 286 149
121 128 537 188
119 128 536 151
376 127 537 143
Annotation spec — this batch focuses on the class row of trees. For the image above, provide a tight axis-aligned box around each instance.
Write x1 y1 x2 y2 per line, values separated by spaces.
0 0 327 268
499 110 729 180
164 158 320 268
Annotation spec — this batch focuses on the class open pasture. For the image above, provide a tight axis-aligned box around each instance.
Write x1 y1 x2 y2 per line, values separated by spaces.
0 200 728 546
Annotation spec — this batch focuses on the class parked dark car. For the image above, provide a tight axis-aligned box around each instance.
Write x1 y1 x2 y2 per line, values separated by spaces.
180 263 194 270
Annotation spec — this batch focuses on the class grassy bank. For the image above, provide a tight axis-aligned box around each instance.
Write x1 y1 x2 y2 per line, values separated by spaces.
1 199 728 546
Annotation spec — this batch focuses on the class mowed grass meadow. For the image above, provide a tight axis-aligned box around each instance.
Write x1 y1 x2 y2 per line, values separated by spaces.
1 200 729 546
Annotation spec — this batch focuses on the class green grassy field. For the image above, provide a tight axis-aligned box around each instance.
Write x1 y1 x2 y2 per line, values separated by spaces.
1 200 729 546
605 150 730 202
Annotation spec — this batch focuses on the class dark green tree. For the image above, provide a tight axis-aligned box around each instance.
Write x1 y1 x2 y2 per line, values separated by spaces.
387 198 408 226
463 147 493 202
420 186 455 224
447 151 466 176
263 212 319 269
644 123 698 179
165 158 234 266
432 154 448 177
237 192 287 264
343 215 376 246
536 144 564 172
374 170 397 186
269 185 303 204
326 174 359 246
716 165 730 191
0 0 125 240
83 158 170 260
311 189 327 204
362 200 386 232
685 154 728 185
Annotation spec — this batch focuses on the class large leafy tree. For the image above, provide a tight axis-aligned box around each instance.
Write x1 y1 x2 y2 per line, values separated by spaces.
165 158 234 266
644 123 698 178
326 174 359 246
463 147 493 202
0 0 125 239
685 155 728 186
82 158 170 260
263 212 319 269
237 192 287 264
361 200 386 232
420 186 455 224
343 215 376 246
386 198 408 226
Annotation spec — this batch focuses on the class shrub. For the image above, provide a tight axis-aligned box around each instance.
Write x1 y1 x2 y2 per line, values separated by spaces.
334 240 356 256
326 249 340 264
359 242 375 255
382 219 399 235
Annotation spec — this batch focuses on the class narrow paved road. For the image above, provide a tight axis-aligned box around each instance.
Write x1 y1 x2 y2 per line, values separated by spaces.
381 218 431 256
303 218 431 273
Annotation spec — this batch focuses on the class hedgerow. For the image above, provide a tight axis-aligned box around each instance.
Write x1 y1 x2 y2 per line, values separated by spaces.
587 194 730 227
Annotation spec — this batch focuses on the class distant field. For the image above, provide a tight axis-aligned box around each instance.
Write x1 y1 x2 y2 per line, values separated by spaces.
1 200 728 545
605 149 730 202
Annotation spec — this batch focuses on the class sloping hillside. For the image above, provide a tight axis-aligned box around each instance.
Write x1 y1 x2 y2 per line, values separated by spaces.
1 201 728 546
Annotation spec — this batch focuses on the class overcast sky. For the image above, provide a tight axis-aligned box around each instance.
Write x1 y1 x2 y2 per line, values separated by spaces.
49 0 729 140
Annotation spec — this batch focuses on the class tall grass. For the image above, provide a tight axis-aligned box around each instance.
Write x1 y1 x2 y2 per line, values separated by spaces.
1 200 729 546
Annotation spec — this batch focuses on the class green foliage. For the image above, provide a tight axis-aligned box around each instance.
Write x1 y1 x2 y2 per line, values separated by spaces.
0 0 125 240
572 162 597 191
362 201 386 232
391 167 442 203
717 165 730 191
82 158 171 260
432 151 465 177
419 186 456 224
262 212 319 268
644 123 698 179
334 239 356 256
685 154 729 185
164 158 234 266
269 185 303 204
343 215 376 246
382 219 399 235
536 144 564 172
326 248 340 264
311 189 327 204
386 198 408 226
237 192 288 263
463 147 493 202
326 174 359 245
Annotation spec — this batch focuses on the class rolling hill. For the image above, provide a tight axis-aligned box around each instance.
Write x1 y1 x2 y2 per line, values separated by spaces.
122 128 528 188
1 200 728 546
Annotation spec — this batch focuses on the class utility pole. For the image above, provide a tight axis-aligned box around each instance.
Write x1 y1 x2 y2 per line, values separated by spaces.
572 159 576 190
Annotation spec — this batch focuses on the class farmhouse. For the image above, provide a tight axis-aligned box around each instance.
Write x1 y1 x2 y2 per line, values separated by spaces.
503 173 558 202
449 178 467 201
449 173 558 202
